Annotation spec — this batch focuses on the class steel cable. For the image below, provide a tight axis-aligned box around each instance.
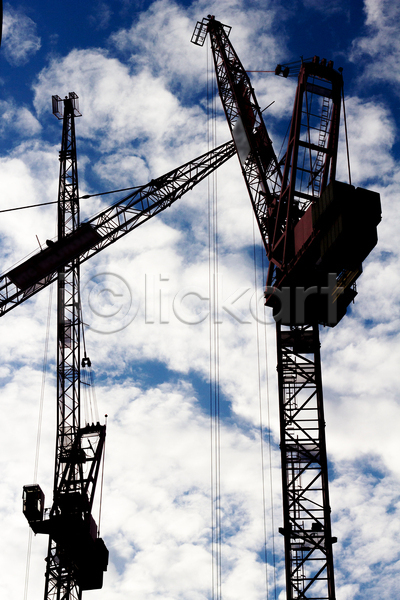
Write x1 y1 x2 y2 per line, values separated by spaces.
261 250 277 600
207 40 222 600
24 282 54 600
252 217 270 600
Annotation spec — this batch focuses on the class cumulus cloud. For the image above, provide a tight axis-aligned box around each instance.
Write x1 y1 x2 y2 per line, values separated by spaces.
109 0 284 99
2 4 41 66
351 0 400 92
336 96 396 185
0 101 42 139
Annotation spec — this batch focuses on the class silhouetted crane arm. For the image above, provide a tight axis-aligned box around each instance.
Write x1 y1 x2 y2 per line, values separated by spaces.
191 15 282 257
0 140 235 317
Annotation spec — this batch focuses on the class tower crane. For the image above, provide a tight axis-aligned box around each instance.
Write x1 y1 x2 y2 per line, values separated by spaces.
191 15 381 600
2 92 236 599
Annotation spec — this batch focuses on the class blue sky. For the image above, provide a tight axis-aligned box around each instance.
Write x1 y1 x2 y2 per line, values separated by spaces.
0 1 399 600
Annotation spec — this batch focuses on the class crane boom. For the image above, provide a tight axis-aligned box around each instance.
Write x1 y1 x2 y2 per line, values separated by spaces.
192 16 281 257
0 140 235 317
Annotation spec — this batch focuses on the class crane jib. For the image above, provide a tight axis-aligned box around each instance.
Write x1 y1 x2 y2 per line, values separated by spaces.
7 223 102 290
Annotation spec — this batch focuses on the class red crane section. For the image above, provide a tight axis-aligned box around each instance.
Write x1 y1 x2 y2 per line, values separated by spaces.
266 59 381 326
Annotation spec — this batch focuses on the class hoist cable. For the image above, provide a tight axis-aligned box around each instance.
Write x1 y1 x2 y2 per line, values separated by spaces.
80 185 141 200
277 119 291 165
24 283 54 600
212 54 222 600
207 40 222 600
98 414 107 537
261 250 277 600
80 304 90 425
341 81 352 186
0 184 142 214
23 530 33 600
0 200 58 213
207 44 216 600
252 218 270 600
80 304 99 425
33 283 53 483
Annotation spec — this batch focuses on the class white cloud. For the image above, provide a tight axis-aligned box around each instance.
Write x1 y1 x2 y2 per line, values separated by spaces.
110 0 284 98
2 4 41 66
0 141 58 263
92 152 150 187
330 460 400 599
351 0 400 91
89 1 113 30
0 100 42 138
336 96 395 185
33 48 209 174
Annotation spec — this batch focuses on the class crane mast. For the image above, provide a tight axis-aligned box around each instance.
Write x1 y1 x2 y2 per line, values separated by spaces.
48 90 84 599
192 15 381 600
23 93 109 599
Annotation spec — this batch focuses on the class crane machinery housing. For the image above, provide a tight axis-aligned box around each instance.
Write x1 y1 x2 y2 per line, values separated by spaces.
0 14 381 600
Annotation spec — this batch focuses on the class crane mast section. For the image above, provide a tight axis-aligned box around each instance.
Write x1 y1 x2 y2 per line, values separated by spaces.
277 324 336 600
21 93 109 599
0 140 235 317
55 95 81 486
192 17 281 256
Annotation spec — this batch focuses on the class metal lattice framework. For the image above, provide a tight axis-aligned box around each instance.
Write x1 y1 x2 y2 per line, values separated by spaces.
42 94 109 600
45 91 83 600
277 324 336 600
0 140 235 317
